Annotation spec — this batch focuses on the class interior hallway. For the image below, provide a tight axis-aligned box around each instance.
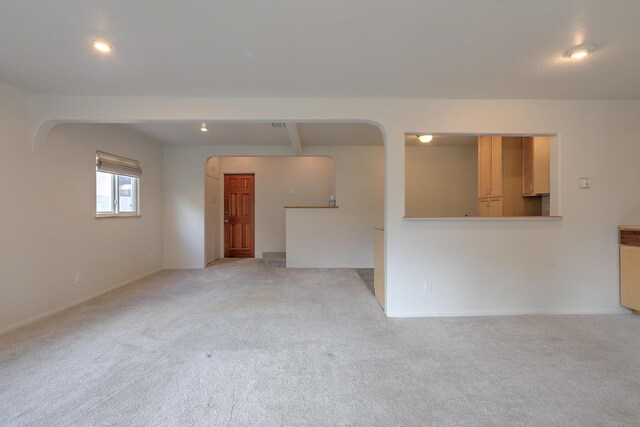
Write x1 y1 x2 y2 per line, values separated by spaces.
1 261 639 426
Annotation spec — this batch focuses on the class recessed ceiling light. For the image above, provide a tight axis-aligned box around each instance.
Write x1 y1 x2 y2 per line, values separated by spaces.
200 124 208 132
92 39 115 53
563 44 597 60
418 134 433 143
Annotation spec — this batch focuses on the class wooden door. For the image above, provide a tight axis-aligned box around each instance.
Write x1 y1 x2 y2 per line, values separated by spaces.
224 174 255 258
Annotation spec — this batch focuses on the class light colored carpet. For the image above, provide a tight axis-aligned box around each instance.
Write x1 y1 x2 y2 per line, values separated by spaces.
208 257 247 266
356 268 374 295
1 259 639 426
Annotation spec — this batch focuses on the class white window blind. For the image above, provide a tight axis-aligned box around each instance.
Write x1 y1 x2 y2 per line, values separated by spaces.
96 151 142 178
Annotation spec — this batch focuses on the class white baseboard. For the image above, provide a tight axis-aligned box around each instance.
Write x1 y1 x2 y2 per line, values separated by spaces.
0 268 163 337
385 307 629 318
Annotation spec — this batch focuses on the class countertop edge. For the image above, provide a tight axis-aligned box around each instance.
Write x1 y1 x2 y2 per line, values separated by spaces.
403 216 563 221
284 206 339 209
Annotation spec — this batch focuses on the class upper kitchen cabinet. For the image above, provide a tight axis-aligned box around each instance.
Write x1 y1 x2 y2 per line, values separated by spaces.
522 136 550 197
478 135 502 199
477 135 542 217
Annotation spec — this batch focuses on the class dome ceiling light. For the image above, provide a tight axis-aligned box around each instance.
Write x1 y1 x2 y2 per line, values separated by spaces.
92 39 115 54
563 44 597 60
418 134 434 143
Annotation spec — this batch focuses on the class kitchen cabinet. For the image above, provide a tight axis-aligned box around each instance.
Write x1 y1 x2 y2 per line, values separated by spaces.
478 136 503 217
620 226 640 313
478 135 502 198
522 136 550 196
478 135 546 217
478 197 502 217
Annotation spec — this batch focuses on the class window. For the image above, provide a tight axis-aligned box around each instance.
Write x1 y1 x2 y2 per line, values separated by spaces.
404 134 556 218
96 151 141 216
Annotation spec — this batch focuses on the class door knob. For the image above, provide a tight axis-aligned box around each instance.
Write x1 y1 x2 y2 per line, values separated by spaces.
224 220 229 223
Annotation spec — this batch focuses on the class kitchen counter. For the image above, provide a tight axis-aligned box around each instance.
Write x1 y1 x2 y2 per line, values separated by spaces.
284 206 339 209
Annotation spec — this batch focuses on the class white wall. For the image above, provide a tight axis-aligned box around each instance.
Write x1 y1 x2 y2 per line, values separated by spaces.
405 145 478 217
204 157 221 264
219 156 333 257
0 88 163 333
0 84 37 333
387 101 640 316
163 145 378 268
163 145 294 269
30 96 640 317
286 146 384 268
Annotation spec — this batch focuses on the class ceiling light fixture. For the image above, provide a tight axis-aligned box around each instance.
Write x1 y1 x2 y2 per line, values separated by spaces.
418 134 433 143
563 44 597 60
200 124 208 132
92 39 115 53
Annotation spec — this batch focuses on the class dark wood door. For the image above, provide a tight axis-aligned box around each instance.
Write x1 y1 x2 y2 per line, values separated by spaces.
224 174 255 258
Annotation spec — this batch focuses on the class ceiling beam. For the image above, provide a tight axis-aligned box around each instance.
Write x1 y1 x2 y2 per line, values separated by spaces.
285 122 303 156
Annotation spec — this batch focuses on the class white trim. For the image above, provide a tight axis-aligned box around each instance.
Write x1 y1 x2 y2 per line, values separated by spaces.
95 214 142 219
0 268 162 337
403 216 563 221
96 171 140 217
385 308 629 318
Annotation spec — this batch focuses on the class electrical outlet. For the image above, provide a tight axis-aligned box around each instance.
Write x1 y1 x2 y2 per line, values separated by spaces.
75 273 81 284
580 178 591 189
423 281 432 292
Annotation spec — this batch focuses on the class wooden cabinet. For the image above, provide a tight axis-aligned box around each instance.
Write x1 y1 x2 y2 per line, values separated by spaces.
477 135 548 217
522 136 550 196
478 198 490 217
620 227 640 313
478 197 502 217
478 136 503 217
478 135 502 198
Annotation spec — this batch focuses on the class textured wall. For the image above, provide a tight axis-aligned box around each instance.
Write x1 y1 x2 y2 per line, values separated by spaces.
0 89 163 332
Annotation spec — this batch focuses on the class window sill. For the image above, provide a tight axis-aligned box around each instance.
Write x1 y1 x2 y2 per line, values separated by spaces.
95 214 141 219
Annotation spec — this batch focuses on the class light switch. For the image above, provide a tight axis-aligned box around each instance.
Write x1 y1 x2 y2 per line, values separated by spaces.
580 178 591 189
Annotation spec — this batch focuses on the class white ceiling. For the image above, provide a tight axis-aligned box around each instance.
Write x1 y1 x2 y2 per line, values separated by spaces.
1 1 640 99
298 123 383 146
122 123 291 146
405 135 477 147
122 122 383 146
